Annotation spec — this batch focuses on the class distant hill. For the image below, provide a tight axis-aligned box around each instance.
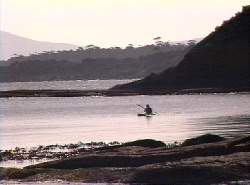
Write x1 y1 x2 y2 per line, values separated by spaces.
0 36 198 82
4 40 195 64
113 6 250 91
0 48 191 82
0 31 79 61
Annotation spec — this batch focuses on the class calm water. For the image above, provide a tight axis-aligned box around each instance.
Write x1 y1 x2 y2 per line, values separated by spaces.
0 79 135 91
0 93 249 150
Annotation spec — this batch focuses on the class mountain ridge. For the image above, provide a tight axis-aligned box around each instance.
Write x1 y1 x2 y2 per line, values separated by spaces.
0 31 79 60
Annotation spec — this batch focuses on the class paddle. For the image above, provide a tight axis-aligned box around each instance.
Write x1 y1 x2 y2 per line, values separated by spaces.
136 104 145 109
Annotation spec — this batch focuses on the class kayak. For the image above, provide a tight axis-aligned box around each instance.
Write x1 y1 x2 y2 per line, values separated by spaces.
137 113 156 117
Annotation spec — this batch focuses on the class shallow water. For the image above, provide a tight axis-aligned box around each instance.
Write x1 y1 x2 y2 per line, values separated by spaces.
0 93 249 150
0 158 52 168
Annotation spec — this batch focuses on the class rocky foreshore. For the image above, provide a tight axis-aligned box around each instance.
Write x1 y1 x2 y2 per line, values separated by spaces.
0 141 122 161
0 134 249 184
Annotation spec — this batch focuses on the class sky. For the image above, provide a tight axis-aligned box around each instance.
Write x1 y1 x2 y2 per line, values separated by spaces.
0 0 249 47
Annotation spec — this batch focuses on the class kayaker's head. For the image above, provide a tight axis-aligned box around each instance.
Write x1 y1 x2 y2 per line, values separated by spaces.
146 104 150 108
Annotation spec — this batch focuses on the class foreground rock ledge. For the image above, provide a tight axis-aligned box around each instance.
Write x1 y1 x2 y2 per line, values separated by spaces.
0 134 249 184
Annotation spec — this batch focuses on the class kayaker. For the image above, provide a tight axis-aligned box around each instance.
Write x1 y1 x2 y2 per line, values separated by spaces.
144 104 153 115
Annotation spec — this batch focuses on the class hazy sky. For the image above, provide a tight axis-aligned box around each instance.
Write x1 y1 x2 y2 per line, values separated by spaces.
1 0 249 47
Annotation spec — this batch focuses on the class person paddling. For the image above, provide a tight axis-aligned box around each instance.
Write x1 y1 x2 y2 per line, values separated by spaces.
137 104 156 116
144 104 153 115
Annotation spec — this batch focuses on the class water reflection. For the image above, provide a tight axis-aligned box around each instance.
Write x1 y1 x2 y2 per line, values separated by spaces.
0 159 51 168
190 114 250 137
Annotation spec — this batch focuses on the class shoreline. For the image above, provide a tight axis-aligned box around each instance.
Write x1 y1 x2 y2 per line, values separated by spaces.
0 134 249 184
0 141 123 163
0 87 249 98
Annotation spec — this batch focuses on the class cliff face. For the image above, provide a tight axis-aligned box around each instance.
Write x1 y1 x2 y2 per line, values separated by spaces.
113 6 250 91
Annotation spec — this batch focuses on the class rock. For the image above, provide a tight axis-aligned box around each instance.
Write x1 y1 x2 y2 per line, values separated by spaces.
128 151 250 184
181 134 225 146
25 135 249 170
1 135 249 184
129 166 244 185
0 167 45 180
123 139 166 148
